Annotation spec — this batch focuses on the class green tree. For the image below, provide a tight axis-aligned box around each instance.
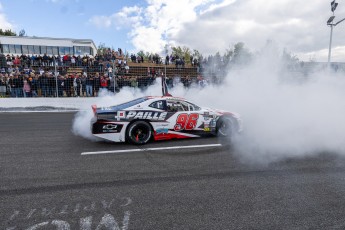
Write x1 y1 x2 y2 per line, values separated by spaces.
137 50 149 61
0 29 16 36
192 49 203 61
171 46 193 64
281 48 300 70
18 29 26 36
232 42 252 65
97 42 109 55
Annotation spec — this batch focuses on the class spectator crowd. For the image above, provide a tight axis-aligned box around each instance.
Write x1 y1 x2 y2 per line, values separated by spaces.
0 47 212 97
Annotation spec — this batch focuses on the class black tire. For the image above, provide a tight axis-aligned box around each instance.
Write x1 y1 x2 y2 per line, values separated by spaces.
216 116 234 138
126 121 153 145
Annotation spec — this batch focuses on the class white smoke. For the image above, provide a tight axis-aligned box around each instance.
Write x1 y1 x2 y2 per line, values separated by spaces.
180 50 345 164
72 50 345 164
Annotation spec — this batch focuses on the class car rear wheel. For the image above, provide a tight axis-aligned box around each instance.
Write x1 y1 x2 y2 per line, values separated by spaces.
126 121 153 145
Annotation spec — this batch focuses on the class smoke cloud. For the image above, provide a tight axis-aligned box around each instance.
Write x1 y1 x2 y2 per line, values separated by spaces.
72 49 345 164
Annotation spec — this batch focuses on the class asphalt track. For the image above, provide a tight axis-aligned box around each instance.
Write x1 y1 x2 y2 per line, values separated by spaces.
1 113 345 229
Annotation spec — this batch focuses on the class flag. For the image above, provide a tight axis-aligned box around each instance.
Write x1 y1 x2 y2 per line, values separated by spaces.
161 76 171 96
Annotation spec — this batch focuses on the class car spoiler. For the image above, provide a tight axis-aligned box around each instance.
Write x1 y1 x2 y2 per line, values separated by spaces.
91 105 97 115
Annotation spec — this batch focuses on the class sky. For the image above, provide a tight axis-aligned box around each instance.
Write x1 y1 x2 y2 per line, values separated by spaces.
0 0 345 62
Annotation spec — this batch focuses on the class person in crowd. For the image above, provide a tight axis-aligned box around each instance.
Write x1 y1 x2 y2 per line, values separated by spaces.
62 54 69 66
93 73 100 97
18 74 24 97
9 74 21 97
40 73 49 97
65 74 73 97
57 75 65 97
23 79 31 97
85 73 94 97
125 64 129 74
81 74 86 97
74 73 82 97
30 74 39 97
130 77 138 88
108 75 115 93
71 55 76 67
47 73 56 97
100 74 108 90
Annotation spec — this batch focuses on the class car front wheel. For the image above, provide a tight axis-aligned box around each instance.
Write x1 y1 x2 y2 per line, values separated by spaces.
217 116 234 138
126 121 153 145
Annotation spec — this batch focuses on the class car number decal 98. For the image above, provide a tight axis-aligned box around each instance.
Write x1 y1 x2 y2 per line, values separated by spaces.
174 113 199 131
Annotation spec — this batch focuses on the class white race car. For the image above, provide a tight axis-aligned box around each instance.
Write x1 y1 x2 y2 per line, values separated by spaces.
91 96 241 145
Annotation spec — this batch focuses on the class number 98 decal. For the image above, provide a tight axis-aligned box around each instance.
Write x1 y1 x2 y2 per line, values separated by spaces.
174 113 199 131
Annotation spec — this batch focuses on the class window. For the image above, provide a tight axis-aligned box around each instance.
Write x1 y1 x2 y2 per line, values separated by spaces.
33 45 40 54
58 47 64 55
14 45 22 54
185 101 201 111
65 47 72 55
2 44 9 53
149 100 166 110
84 47 91 55
75 46 92 55
22 45 29 54
46 46 53 55
9 45 15 53
112 97 149 110
74 46 82 55
52 46 58 55
28 45 34 54
166 100 186 112
166 100 201 112
40 46 47 54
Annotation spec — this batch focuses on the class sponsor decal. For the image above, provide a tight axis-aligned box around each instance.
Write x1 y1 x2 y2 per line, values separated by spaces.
116 111 168 121
103 124 118 130
93 123 123 134
156 128 169 134
203 122 210 131
115 111 126 121
100 107 112 111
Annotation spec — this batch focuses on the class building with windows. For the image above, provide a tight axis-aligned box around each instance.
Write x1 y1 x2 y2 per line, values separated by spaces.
0 36 97 56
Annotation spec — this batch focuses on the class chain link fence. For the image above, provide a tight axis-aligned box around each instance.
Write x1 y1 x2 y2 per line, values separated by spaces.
0 53 206 98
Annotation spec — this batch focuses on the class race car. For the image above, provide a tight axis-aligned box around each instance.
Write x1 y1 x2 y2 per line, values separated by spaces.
91 96 242 145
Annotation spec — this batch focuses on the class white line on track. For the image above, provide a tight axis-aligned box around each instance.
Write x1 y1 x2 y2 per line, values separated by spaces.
81 143 222 156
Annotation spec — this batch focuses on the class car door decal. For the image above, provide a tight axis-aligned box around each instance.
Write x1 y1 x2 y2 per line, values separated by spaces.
174 113 199 131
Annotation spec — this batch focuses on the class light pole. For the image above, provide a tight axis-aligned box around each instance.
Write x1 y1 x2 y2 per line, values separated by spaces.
327 0 345 64
327 16 335 64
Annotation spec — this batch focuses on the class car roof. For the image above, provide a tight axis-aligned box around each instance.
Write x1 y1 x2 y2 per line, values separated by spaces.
146 96 186 101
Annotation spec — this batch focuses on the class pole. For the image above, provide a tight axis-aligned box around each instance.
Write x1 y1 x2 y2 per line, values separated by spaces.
163 44 168 96
328 25 333 64
112 60 116 94
54 56 58 98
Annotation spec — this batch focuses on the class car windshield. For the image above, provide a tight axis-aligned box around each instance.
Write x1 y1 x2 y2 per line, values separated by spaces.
112 97 148 110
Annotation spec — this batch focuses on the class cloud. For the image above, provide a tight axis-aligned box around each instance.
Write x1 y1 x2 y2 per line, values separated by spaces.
88 0 345 62
89 6 143 30
0 3 13 30
176 0 337 60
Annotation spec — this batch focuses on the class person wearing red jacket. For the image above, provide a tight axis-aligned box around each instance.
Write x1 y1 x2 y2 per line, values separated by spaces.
100 75 108 89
